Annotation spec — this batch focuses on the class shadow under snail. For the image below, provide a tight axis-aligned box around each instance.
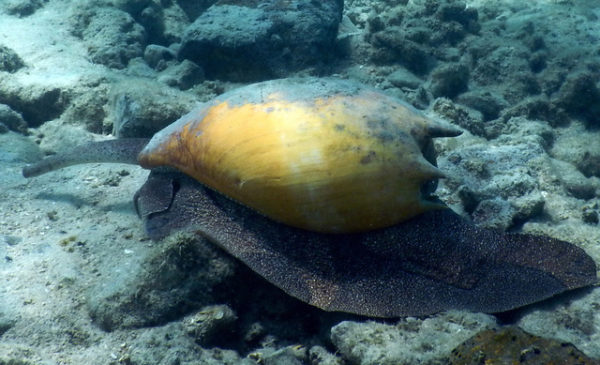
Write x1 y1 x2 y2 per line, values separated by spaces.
23 77 597 317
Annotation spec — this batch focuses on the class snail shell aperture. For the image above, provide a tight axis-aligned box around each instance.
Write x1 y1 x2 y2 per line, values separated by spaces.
138 78 462 233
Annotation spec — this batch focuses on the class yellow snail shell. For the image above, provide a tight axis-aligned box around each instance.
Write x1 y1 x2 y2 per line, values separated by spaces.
138 78 461 233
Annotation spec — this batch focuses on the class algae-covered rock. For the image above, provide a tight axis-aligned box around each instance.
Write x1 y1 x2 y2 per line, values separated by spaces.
330 311 496 365
86 232 236 331
0 45 25 73
108 78 198 137
0 76 69 127
0 132 42 163
178 0 343 81
69 5 146 69
0 104 27 134
449 326 598 364
2 0 45 17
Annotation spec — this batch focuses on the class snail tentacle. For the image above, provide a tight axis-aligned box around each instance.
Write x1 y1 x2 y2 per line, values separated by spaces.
22 138 149 178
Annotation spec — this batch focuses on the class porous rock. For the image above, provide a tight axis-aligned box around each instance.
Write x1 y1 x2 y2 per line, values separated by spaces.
0 104 27 134
371 28 432 75
184 304 238 347
330 311 496 365
550 124 600 178
368 0 479 74
456 89 506 121
555 71 600 127
2 0 45 17
143 44 176 70
178 0 343 81
0 45 25 73
582 204 599 225
0 76 68 127
86 232 237 331
440 141 548 230
500 96 568 128
432 98 485 137
468 41 535 103
111 0 153 15
61 85 110 134
434 1 479 34
158 59 205 90
69 5 146 69
308 346 344 365
449 326 597 364
156 2 191 44
250 345 308 365
109 78 198 137
430 63 469 98
122 321 252 365
517 286 600 360
578 151 600 179
387 67 423 90
175 0 217 20
0 131 42 163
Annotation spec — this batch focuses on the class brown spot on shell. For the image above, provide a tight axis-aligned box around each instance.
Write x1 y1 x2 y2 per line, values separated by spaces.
360 150 376 164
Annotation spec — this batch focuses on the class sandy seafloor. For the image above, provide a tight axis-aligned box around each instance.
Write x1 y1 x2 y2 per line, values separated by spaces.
1 0 600 364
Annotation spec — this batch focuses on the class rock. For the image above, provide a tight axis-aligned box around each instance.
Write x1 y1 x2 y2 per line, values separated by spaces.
497 117 555 150
528 51 547 73
556 72 600 127
430 63 469 98
0 312 15 336
469 43 533 103
136 1 167 45
550 124 600 178
0 131 42 163
123 57 157 78
371 28 432 74
109 78 198 137
61 86 110 134
330 311 496 365
143 44 176 70
582 204 599 225
308 346 343 365
34 119 106 156
0 78 69 127
122 321 252 364
184 305 238 347
111 0 152 16
158 59 205 90
2 0 45 17
472 198 515 231
546 158 598 201
435 1 479 33
387 67 422 89
158 2 191 44
578 151 600 178
368 0 480 73
432 98 485 137
178 0 343 81
500 96 568 127
457 89 506 121
517 286 600 360
175 0 217 20
86 232 237 331
69 5 146 69
449 327 598 364
250 346 308 365
0 45 25 73
0 104 27 134
440 141 548 230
